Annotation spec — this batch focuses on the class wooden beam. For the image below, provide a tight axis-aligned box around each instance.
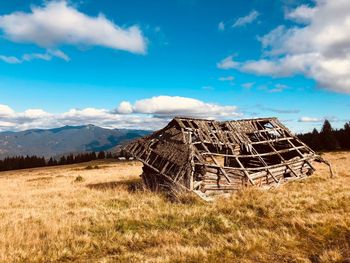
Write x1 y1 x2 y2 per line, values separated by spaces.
195 156 311 171
234 156 255 185
255 121 302 179
199 141 232 183
200 145 306 158
135 157 189 192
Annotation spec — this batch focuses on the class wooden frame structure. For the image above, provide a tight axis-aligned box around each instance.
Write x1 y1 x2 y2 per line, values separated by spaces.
124 117 319 200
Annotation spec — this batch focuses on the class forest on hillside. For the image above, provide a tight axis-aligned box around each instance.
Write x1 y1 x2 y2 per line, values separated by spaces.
297 120 350 152
0 151 119 172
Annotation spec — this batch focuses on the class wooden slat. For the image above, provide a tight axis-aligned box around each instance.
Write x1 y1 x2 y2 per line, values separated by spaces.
199 141 231 183
200 145 306 158
195 156 312 171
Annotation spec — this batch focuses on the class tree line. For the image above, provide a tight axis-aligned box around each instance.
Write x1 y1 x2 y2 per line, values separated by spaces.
0 151 119 172
0 121 349 172
297 120 350 152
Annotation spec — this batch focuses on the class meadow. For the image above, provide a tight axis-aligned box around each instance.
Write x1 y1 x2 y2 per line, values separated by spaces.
0 152 349 263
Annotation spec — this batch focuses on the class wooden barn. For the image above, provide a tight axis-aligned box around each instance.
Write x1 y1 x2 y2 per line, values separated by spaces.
124 117 322 200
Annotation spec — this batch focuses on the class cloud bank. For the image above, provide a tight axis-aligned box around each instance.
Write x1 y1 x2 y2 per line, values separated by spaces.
0 1 147 56
298 117 323 123
298 116 341 123
218 0 350 93
0 96 240 131
115 96 240 118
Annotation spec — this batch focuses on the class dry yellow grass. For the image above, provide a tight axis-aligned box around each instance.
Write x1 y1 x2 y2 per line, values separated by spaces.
0 153 349 263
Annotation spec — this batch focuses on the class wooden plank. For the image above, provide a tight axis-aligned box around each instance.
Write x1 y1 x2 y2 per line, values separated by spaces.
270 118 316 154
188 131 195 190
199 141 232 183
135 157 189 192
286 165 299 178
250 136 296 145
195 156 311 171
234 156 255 185
287 138 315 171
200 145 306 158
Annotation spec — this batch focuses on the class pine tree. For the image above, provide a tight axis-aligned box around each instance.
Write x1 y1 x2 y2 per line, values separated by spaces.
309 128 322 151
59 156 67 165
98 151 106 159
66 154 74 164
341 122 350 149
320 120 340 151
48 158 54 166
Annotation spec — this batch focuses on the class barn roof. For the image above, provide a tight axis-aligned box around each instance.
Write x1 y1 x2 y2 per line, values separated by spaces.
124 117 319 199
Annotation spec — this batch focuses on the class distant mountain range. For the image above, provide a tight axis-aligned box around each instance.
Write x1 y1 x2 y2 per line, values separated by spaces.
0 125 151 159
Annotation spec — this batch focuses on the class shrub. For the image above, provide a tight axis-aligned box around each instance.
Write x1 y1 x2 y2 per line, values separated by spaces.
74 175 84 182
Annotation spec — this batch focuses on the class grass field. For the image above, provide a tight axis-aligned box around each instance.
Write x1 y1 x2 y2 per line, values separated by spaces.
0 152 349 263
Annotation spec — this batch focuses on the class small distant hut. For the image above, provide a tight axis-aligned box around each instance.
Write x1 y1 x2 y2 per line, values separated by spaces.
124 117 323 200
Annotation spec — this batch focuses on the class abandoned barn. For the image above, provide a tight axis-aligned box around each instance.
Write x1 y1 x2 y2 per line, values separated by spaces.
124 117 320 199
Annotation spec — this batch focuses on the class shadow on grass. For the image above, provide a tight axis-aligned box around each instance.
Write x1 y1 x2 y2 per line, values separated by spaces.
87 179 203 204
86 178 144 192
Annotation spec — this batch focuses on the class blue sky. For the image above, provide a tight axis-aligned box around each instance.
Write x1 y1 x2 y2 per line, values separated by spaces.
0 0 349 132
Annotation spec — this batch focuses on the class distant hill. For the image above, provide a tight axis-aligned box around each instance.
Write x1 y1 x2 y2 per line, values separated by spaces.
0 125 150 159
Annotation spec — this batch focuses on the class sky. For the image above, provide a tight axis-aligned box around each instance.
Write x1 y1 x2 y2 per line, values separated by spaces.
0 0 349 132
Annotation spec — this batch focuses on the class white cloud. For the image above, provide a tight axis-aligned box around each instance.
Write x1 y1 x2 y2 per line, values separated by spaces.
117 101 133 114
0 121 15 128
62 108 110 121
217 55 240 69
49 49 70 61
242 82 254 89
0 105 164 131
241 59 293 76
217 54 304 76
298 116 341 123
23 49 70 62
285 4 316 23
0 49 70 64
258 105 299 114
233 10 259 28
0 104 15 117
219 76 234 81
218 21 225 31
0 96 240 131
298 117 323 122
0 106 56 131
127 96 240 118
0 1 147 54
218 0 350 93
22 109 52 119
22 53 51 62
269 84 288 93
0 55 21 64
